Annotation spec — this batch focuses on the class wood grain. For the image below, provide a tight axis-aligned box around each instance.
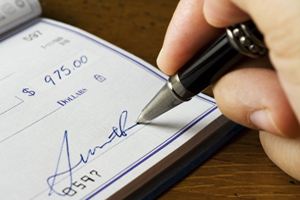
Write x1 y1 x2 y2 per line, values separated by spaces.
39 0 300 199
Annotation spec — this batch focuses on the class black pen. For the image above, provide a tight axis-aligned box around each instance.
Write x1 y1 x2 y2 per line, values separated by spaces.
136 20 267 124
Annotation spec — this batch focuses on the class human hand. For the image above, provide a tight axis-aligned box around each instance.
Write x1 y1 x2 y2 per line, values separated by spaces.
156 0 300 180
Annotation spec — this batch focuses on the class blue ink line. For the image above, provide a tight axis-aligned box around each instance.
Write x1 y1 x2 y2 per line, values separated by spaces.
46 111 140 196
0 96 24 116
30 120 148 200
140 106 218 159
71 123 145 175
85 106 218 199
31 124 145 199
0 72 15 82
47 130 73 197
0 107 61 144
194 94 216 105
42 106 215 198
85 106 217 199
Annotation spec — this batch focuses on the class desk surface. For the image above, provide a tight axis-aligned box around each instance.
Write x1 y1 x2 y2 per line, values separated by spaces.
40 0 300 199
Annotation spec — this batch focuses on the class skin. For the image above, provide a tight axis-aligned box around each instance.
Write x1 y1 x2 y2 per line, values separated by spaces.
157 0 300 181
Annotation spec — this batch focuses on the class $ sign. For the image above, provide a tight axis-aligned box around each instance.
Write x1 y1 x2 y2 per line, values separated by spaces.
23 88 35 96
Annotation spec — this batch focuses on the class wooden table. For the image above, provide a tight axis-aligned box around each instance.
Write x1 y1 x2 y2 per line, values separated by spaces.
40 0 300 199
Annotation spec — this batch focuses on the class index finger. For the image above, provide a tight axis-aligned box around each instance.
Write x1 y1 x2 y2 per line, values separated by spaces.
156 0 221 75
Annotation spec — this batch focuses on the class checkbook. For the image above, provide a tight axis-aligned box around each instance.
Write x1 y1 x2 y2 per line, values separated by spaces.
0 0 241 199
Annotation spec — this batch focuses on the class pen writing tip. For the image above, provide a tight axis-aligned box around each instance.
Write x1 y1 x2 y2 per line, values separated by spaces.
136 114 147 124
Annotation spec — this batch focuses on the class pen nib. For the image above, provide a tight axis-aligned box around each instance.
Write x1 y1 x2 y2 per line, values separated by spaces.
136 82 185 123
136 114 147 124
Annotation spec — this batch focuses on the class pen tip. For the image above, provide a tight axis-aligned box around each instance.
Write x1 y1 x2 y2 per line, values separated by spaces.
136 114 147 124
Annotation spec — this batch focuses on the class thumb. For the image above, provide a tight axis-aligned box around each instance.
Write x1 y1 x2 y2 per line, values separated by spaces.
231 0 300 123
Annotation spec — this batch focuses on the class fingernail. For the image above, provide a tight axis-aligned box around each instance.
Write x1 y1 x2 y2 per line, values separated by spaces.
203 0 220 27
156 47 163 65
250 109 283 136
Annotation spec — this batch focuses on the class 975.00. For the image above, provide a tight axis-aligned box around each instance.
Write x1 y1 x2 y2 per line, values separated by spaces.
44 55 88 86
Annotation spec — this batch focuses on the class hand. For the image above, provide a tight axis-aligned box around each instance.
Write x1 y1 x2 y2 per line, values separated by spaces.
157 0 300 180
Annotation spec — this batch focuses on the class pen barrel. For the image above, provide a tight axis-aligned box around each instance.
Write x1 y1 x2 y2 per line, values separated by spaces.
177 34 242 94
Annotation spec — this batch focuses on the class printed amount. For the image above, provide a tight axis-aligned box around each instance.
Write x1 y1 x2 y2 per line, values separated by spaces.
45 55 88 86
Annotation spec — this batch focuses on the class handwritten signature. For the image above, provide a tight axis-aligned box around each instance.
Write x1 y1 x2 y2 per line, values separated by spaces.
47 110 137 196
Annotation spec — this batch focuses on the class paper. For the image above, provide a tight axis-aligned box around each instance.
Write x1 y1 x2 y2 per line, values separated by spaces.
0 18 221 199
0 0 41 35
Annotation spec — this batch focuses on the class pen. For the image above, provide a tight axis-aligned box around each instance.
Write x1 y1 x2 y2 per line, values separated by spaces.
136 20 268 124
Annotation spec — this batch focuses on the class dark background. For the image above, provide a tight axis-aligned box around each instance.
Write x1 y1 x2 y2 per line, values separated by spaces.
39 0 300 199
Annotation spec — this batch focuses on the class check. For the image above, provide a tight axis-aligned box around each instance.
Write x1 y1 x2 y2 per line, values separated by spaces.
0 18 222 199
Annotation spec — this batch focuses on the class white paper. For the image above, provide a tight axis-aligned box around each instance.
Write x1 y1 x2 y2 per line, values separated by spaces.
0 18 221 199
0 0 41 35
